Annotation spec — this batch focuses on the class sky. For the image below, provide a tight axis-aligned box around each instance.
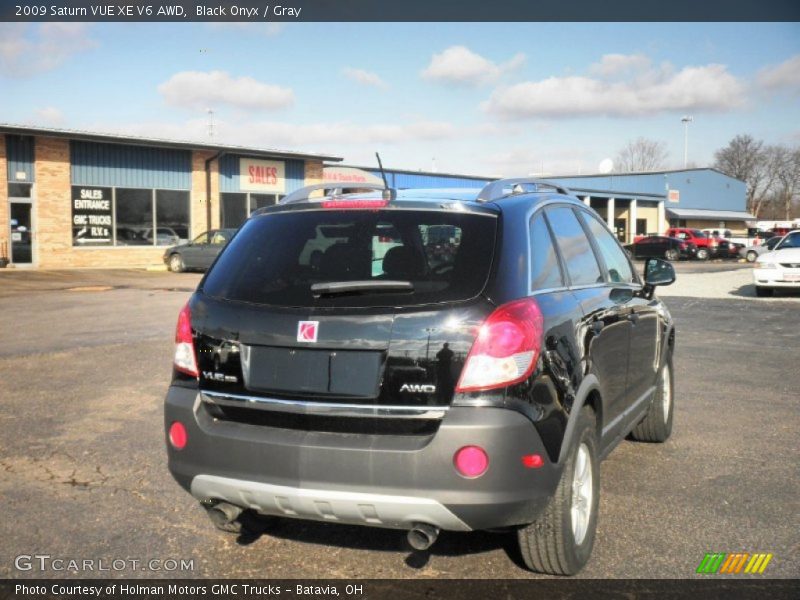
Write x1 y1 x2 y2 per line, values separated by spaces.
1 21 799 177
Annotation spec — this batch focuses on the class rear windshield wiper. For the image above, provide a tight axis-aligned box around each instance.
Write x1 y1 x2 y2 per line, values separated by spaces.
311 280 414 297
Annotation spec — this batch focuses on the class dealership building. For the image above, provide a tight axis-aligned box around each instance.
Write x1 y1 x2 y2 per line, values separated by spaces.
0 124 341 268
1 124 750 268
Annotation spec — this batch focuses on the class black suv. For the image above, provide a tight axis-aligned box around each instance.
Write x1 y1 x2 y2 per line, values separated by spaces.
165 180 676 575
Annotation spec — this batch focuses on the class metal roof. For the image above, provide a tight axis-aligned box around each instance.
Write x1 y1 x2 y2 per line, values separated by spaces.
0 124 343 163
666 208 755 221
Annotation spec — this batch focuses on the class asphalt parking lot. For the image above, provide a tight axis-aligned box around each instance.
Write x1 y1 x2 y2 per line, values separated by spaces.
0 263 798 579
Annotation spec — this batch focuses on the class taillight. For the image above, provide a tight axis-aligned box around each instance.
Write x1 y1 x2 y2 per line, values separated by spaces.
456 297 544 393
174 302 198 377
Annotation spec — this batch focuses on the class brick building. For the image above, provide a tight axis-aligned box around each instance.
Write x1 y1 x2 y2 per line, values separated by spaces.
0 125 340 268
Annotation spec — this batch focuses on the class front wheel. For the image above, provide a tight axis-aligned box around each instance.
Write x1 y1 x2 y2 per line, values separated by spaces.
168 253 184 273
630 357 674 443
517 406 599 575
746 251 758 263
696 248 709 260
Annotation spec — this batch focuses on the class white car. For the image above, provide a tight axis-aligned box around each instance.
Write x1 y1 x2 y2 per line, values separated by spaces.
753 231 800 297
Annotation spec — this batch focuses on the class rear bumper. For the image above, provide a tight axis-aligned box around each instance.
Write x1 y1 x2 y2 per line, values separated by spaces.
165 385 560 531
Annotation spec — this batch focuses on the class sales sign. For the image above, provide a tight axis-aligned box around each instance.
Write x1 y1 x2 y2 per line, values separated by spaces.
72 186 112 245
240 158 286 193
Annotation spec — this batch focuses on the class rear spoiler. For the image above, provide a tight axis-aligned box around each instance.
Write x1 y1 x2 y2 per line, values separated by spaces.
279 183 396 205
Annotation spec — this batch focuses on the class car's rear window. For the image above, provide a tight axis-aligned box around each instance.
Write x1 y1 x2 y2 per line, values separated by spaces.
201 208 497 307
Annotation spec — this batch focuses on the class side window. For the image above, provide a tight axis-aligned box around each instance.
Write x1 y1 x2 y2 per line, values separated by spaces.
545 206 603 286
579 211 635 284
529 213 564 291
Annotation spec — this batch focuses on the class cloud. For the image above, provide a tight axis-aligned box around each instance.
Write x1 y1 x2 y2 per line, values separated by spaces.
484 147 591 177
158 70 294 111
421 45 525 86
34 107 65 125
757 54 800 92
483 61 744 119
0 23 97 77
588 53 651 77
85 117 458 151
342 67 388 89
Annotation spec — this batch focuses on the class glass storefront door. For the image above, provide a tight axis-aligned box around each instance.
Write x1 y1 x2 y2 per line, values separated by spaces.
10 202 33 264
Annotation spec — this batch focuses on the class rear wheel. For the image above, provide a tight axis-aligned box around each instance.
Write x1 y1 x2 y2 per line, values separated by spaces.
746 251 758 263
517 406 599 575
168 253 184 273
630 357 674 443
665 248 679 261
696 248 709 260
755 286 773 297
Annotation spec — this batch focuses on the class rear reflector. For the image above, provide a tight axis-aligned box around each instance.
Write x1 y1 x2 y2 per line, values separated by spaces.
522 454 544 469
453 446 489 478
455 297 544 393
168 421 187 450
173 302 198 377
321 199 388 209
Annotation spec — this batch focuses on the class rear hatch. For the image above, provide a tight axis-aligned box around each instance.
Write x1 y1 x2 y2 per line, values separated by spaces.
193 202 498 432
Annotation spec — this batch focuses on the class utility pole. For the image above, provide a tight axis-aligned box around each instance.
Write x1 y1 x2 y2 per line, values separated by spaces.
681 116 693 168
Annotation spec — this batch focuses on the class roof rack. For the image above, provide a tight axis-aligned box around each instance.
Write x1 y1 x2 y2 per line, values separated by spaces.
476 178 570 203
279 183 395 205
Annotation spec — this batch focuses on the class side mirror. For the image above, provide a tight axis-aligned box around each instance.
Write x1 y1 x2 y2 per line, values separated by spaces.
644 258 676 287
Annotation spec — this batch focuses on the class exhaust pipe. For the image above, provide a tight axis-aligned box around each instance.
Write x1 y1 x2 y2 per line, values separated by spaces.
407 523 440 551
205 501 243 530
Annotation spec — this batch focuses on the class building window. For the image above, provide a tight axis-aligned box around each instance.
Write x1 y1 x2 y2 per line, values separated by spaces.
636 219 648 235
115 188 152 246
221 193 248 229
73 186 113 246
8 183 32 198
156 190 190 242
71 186 189 247
250 193 279 214
221 192 284 228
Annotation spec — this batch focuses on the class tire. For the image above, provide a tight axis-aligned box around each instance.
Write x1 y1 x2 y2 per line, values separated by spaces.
746 251 758 263
517 406 599 575
630 356 674 443
168 253 184 273
696 248 709 260
755 286 773 297
665 248 679 261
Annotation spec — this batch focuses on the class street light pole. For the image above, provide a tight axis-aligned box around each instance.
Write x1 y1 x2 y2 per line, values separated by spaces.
681 116 693 168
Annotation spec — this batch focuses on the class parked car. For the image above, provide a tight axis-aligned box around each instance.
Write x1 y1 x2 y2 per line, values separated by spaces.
138 227 181 246
664 227 720 260
163 229 236 272
740 235 782 263
753 230 800 296
624 235 697 261
164 180 677 575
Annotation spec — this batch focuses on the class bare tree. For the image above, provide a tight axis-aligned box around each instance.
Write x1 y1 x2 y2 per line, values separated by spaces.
614 138 669 173
767 145 800 220
713 134 775 217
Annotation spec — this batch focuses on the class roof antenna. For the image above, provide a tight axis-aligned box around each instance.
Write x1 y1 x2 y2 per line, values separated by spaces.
375 152 390 200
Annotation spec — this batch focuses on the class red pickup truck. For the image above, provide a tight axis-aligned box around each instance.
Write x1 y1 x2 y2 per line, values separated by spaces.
664 228 721 260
